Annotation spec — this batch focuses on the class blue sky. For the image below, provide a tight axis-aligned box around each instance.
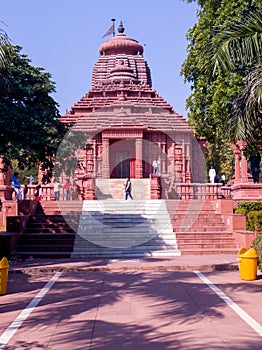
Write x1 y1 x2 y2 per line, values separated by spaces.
2 0 198 117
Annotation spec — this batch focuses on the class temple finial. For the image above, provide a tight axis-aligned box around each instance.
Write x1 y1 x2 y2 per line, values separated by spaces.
118 21 125 34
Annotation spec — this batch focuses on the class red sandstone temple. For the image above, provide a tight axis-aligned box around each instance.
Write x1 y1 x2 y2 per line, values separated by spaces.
59 22 205 197
1 22 262 258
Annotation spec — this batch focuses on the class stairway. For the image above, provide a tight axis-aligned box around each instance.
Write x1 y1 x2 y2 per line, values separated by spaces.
72 199 181 258
166 200 238 255
14 185 239 258
14 201 82 258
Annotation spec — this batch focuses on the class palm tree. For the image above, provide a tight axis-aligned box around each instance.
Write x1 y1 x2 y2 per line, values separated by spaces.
205 10 262 144
0 27 11 96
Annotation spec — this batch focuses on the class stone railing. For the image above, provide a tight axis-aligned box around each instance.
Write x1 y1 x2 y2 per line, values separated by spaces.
23 183 232 201
23 185 55 201
171 183 232 200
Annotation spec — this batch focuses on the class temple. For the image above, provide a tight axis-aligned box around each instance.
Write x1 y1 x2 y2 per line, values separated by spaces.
59 22 204 195
1 22 261 258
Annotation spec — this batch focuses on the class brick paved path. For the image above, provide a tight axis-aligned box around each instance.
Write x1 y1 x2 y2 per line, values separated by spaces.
1 269 262 349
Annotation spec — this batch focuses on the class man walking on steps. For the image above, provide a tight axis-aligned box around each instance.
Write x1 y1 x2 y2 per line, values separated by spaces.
125 177 133 200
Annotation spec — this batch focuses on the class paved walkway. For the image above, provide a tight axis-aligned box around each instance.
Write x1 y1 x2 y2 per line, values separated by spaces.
1 255 262 349
1 265 262 349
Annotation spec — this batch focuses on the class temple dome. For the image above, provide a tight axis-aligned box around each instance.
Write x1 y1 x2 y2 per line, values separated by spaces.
99 23 143 56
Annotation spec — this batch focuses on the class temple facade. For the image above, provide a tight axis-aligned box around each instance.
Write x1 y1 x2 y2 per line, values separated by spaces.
60 23 204 192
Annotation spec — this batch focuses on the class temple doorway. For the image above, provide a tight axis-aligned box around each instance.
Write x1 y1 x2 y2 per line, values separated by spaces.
109 139 136 178
114 152 130 178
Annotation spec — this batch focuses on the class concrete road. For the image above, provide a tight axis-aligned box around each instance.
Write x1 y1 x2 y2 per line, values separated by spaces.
0 270 262 349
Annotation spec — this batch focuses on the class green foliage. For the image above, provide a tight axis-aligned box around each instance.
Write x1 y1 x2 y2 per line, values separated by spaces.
0 28 11 95
204 140 234 181
238 201 262 211
252 234 262 271
237 202 262 232
0 45 69 182
181 0 261 170
234 207 247 215
246 211 262 232
11 160 38 186
54 130 90 179
236 201 262 270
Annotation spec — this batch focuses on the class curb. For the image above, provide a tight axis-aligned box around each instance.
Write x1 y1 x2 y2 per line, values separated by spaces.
9 263 239 274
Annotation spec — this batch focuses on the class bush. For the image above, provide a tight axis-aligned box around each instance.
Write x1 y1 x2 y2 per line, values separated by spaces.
252 235 262 271
234 208 246 215
236 202 262 271
238 201 262 211
247 211 262 233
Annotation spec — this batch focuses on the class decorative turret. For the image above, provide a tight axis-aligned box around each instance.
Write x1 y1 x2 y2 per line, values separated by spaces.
99 22 144 56
109 59 136 82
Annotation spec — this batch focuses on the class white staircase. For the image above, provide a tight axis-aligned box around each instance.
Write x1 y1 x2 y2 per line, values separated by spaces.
95 179 150 200
71 199 181 258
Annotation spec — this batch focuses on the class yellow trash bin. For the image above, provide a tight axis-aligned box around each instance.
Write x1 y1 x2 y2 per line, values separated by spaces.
238 247 258 281
0 257 10 295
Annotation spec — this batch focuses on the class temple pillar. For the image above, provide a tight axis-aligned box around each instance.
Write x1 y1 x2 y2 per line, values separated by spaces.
237 141 249 183
5 167 11 186
0 158 13 200
232 144 241 184
135 138 143 178
86 146 94 175
81 175 96 200
102 138 110 178
150 174 161 199
0 157 4 185
161 142 167 174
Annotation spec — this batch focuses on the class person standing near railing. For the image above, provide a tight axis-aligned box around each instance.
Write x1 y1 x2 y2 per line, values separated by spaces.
34 184 44 201
53 179 60 201
208 166 216 184
64 179 71 200
11 172 21 200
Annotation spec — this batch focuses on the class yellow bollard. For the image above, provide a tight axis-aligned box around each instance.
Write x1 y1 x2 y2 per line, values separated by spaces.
238 247 258 281
0 257 10 295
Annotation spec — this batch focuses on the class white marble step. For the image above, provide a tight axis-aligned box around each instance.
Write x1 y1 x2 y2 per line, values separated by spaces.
72 199 181 257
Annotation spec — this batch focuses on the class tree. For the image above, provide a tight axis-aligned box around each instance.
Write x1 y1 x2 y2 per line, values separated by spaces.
0 27 11 95
181 0 260 173
205 10 262 145
0 45 68 182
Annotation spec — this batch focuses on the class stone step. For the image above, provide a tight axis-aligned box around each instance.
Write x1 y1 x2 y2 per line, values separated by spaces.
95 179 150 200
175 233 235 239
177 242 236 249
71 250 181 258
13 251 73 259
71 199 180 257
173 227 229 233
15 197 238 258
17 245 74 252
181 248 238 256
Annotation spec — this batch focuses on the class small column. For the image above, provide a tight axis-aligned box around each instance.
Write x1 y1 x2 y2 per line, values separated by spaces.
232 144 241 184
135 138 143 179
86 147 94 175
161 142 167 174
81 175 96 200
102 138 110 178
0 157 4 185
150 174 161 199
237 141 249 183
